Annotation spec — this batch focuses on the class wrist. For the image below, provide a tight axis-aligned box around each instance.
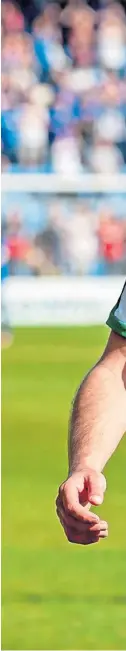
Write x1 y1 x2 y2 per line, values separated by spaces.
68 457 102 475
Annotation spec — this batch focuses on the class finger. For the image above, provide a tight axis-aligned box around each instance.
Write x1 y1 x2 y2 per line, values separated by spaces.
57 496 107 530
57 502 108 540
65 527 101 545
56 504 100 533
57 511 100 544
56 495 107 530
90 520 108 532
57 512 108 539
66 526 108 544
57 502 108 535
58 508 107 544
59 482 99 523
99 530 108 538
87 471 106 506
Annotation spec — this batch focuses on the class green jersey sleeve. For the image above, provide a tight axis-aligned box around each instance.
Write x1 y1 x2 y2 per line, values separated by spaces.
106 281 126 338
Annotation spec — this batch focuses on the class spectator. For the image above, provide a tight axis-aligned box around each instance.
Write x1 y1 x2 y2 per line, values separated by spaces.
2 196 126 277
98 212 125 274
2 1 25 33
94 75 126 162
97 3 126 73
6 212 30 275
49 70 82 172
55 200 98 274
33 3 67 82
89 136 124 173
26 233 61 275
1 0 126 173
18 89 49 165
67 5 95 67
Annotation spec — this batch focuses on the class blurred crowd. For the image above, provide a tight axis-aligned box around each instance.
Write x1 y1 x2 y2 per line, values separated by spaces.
1 0 126 174
2 194 126 275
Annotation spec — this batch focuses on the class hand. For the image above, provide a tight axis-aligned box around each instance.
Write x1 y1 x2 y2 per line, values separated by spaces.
56 468 108 545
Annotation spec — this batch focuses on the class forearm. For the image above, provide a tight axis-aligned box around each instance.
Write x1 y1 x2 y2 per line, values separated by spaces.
69 333 126 474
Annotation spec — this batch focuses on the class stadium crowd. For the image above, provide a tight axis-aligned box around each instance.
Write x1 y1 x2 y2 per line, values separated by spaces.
2 0 126 174
1 0 126 278
2 194 126 275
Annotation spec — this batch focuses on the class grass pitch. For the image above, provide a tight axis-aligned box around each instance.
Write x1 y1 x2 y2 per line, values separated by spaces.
2 326 126 650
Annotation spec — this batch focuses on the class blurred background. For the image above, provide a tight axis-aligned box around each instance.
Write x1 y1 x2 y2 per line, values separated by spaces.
1 0 126 650
1 0 126 281
1 0 126 177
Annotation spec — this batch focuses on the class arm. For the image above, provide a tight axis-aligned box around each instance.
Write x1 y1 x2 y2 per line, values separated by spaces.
69 331 126 475
56 331 126 545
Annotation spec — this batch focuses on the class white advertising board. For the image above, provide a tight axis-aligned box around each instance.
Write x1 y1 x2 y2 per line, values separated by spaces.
3 276 125 326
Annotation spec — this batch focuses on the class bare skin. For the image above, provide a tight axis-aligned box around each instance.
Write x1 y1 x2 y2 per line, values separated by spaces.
56 331 126 545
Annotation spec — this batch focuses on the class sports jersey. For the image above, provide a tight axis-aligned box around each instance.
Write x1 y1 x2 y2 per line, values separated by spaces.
106 281 126 338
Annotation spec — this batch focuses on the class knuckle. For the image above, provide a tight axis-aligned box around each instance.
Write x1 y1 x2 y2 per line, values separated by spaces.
90 523 100 532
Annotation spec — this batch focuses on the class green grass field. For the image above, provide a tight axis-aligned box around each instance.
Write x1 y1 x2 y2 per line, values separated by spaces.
2 326 126 650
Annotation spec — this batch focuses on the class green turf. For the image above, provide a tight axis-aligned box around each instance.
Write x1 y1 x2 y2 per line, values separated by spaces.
2 326 126 650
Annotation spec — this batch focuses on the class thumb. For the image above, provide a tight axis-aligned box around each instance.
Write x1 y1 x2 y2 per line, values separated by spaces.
87 470 106 506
